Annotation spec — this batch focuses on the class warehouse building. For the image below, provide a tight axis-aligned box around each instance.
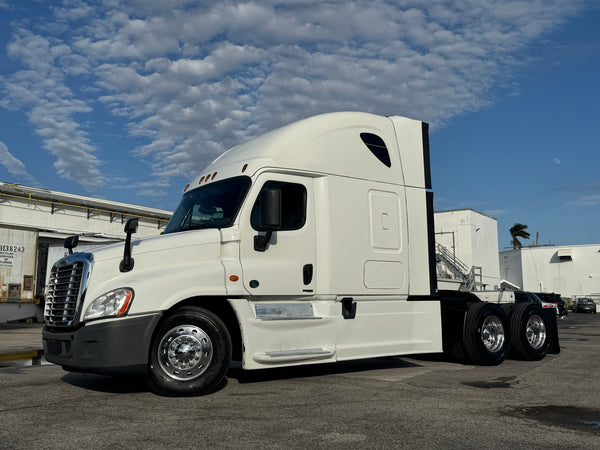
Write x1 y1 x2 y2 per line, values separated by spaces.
500 244 600 301
0 182 172 322
434 209 501 291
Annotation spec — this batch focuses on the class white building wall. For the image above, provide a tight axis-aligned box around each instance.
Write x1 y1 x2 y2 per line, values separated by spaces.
499 245 600 298
434 209 501 289
500 250 523 288
0 195 168 239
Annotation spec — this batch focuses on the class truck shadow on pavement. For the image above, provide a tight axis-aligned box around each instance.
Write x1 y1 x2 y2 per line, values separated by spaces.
56 350 539 395
61 372 151 394
59 357 426 394
61 372 234 396
227 356 424 384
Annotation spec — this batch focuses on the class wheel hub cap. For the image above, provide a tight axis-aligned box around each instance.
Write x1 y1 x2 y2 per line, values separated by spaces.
526 315 546 350
480 315 505 352
158 325 213 381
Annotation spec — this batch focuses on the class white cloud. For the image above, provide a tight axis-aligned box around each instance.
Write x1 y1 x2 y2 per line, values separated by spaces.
566 195 600 207
0 141 36 183
1 29 103 191
0 0 591 194
51 0 97 21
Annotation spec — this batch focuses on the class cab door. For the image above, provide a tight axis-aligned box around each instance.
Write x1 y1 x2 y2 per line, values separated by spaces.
239 174 316 296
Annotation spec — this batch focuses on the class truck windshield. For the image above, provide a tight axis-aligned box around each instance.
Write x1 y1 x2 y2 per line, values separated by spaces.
163 176 251 234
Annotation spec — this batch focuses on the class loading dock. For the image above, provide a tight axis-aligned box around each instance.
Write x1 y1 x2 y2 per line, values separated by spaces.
0 182 172 322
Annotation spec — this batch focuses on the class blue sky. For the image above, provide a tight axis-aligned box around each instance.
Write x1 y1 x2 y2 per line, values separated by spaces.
0 0 599 248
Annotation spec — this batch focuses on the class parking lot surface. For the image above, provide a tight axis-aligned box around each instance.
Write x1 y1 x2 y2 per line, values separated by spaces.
1 313 599 449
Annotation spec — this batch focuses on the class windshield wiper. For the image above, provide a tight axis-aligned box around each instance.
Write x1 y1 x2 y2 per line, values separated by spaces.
181 223 212 231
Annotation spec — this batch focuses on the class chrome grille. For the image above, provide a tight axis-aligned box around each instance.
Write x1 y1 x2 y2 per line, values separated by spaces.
44 254 93 327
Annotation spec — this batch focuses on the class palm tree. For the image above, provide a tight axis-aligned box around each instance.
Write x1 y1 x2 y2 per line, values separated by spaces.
510 223 531 249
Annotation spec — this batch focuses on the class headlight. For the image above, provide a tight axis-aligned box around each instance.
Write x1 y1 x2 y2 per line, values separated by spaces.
83 288 134 321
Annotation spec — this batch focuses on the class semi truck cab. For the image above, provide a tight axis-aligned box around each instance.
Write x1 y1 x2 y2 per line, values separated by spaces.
43 112 558 396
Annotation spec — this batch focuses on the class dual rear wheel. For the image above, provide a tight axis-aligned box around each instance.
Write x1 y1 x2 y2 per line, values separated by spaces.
456 301 550 365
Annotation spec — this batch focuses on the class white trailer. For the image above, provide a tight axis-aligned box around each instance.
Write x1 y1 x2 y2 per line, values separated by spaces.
43 112 559 395
0 227 40 322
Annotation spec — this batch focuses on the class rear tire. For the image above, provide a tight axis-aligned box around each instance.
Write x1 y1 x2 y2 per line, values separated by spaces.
509 303 550 360
462 303 508 365
147 307 231 396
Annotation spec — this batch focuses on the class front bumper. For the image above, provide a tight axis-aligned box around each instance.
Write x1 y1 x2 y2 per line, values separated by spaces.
43 313 162 376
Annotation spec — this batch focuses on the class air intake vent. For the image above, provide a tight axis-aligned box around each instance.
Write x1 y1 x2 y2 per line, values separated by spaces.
557 248 573 261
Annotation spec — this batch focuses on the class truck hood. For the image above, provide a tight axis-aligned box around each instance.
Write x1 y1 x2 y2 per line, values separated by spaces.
87 228 222 263
80 228 228 315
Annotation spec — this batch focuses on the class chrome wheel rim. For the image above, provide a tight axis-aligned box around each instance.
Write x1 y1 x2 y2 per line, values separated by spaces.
480 315 505 352
526 315 546 350
158 325 213 381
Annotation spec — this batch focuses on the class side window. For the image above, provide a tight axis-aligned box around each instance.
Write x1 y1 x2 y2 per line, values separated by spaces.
360 132 391 168
251 181 307 231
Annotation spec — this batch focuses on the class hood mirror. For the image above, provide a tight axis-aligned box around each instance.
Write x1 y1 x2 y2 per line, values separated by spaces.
120 218 139 272
64 235 79 255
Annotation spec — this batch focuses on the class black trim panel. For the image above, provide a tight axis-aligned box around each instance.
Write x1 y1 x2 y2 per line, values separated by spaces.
43 312 163 376
422 122 432 190
407 294 440 301
426 190 437 296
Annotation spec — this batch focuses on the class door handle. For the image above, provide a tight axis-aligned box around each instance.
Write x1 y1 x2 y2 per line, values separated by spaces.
303 264 313 285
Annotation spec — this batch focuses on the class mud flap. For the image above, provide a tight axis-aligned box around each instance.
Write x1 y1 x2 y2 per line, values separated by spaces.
545 309 561 354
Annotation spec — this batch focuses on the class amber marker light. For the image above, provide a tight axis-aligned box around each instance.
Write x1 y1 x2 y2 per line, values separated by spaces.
83 288 135 321
212 172 218 180
229 275 239 282
199 176 205 183
184 184 190 192
242 164 248 173
116 290 134 315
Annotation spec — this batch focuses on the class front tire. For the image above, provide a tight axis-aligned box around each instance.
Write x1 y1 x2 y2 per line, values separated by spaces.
147 307 231 396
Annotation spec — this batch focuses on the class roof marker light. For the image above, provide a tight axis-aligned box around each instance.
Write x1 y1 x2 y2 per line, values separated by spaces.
242 164 248 173
199 176 205 184
184 184 190 192
212 172 218 180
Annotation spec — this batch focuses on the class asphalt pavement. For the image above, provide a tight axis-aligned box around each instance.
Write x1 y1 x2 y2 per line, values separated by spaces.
1 314 599 449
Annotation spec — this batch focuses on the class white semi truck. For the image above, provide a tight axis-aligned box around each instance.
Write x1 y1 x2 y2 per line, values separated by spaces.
43 112 559 396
